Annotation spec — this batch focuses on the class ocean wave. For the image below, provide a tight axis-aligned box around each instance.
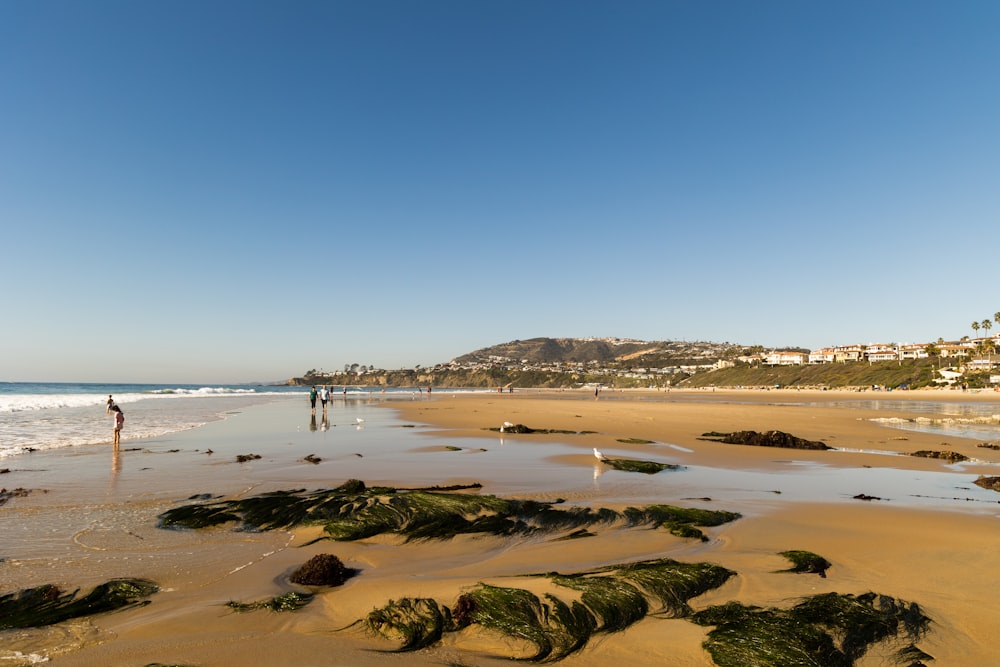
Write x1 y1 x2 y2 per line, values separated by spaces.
0 388 297 413
147 386 265 395
0 393 146 413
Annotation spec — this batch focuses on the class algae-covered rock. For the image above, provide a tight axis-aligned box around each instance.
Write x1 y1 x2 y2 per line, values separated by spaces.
973 475 1000 492
910 450 968 463
700 430 832 450
602 458 680 474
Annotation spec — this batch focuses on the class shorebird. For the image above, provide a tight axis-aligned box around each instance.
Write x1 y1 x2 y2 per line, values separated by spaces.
593 447 607 461
356 418 365 424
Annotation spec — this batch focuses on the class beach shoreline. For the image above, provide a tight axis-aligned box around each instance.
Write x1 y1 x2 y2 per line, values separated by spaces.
2 388 1000 666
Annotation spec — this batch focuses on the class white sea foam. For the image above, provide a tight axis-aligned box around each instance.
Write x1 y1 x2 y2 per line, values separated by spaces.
0 390 298 459
0 392 146 413
0 387 282 413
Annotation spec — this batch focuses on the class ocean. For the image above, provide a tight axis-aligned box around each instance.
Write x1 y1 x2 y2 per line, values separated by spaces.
0 382 421 459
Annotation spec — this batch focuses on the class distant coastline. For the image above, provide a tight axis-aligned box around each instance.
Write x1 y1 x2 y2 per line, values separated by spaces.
290 336 999 391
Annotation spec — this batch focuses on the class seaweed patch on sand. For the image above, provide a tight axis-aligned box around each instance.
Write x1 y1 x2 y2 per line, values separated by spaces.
778 550 832 577
0 579 158 629
363 558 736 661
691 592 931 667
156 480 741 543
227 591 314 613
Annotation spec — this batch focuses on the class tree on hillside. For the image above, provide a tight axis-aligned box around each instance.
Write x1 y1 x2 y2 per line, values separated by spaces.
983 319 993 339
972 321 980 339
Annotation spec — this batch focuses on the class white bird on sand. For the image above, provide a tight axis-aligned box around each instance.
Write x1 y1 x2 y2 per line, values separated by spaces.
356 418 365 424
500 421 514 432
593 447 608 461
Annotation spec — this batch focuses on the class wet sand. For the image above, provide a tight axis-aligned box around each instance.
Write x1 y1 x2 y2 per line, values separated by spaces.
3 388 1000 666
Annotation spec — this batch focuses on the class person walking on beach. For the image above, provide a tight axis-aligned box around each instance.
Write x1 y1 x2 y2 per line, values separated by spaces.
111 405 125 445
320 386 329 411
309 386 318 412
106 395 115 414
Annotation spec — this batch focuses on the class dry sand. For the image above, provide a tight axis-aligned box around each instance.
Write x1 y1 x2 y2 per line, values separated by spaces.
3 388 1000 666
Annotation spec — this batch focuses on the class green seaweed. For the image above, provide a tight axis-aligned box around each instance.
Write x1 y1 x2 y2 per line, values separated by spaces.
779 550 832 577
0 579 158 629
364 557 735 661
365 597 452 652
611 559 735 617
692 592 931 667
615 438 655 444
158 480 741 545
227 591 314 612
624 504 742 538
550 575 647 632
602 458 678 474
452 584 595 661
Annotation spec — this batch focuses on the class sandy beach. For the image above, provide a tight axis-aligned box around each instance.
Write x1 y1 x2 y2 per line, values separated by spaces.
3 388 1000 666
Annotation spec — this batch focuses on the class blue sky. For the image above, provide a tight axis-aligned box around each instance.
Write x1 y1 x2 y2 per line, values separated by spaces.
3 1 999 383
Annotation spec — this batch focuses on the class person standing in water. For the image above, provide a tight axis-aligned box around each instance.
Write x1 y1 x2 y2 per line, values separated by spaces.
106 395 115 414
111 405 125 445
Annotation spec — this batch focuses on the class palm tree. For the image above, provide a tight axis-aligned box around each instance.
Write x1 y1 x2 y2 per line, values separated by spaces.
972 321 980 339
984 320 995 368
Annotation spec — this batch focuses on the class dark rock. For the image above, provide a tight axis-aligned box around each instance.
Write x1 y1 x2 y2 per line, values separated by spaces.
973 476 1000 492
289 554 354 587
910 450 968 463
700 430 832 450
853 493 882 501
236 454 261 463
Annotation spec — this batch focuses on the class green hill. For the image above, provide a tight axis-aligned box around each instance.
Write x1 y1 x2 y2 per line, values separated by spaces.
678 358 944 389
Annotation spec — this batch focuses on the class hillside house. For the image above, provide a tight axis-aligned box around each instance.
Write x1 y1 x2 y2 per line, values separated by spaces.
833 345 865 363
809 348 836 364
765 351 808 366
866 344 899 362
899 344 930 360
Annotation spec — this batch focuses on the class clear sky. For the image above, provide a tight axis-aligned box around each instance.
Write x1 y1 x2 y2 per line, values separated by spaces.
3 1 999 383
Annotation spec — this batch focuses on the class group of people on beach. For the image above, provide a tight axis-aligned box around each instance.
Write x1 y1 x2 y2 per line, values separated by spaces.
309 385 338 413
106 395 124 445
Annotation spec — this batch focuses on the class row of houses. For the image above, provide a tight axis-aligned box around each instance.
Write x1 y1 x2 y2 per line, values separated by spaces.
755 337 1000 367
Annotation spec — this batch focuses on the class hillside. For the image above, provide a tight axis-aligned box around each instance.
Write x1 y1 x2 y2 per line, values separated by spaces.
288 337 971 390
680 358 943 390
452 337 744 367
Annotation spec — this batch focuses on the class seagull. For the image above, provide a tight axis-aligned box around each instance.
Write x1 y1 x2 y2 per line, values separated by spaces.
356 418 365 424
502 421 515 431
593 447 608 462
